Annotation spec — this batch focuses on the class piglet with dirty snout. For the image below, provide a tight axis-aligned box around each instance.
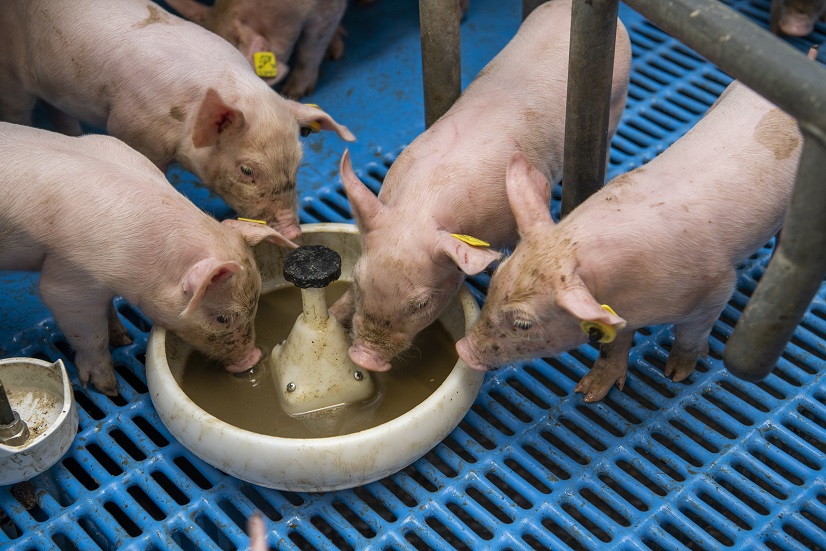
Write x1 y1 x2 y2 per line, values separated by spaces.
0 123 296 396
457 77 803 402
0 0 355 241
334 0 632 373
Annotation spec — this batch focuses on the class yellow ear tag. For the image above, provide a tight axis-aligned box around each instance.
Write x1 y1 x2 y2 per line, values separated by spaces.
451 234 491 247
580 304 619 344
253 52 278 78
302 103 322 134
237 217 267 225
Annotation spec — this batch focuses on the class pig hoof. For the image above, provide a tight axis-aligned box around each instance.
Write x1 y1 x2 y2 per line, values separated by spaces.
669 364 695 383
90 370 119 397
574 378 610 403
575 369 625 403
664 354 698 382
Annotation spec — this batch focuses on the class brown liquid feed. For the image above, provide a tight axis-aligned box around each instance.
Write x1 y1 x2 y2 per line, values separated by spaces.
181 282 459 438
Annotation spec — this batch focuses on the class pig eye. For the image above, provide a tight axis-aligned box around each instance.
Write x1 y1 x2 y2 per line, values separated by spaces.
240 165 253 177
514 319 533 331
414 299 429 311
300 126 313 137
215 314 231 325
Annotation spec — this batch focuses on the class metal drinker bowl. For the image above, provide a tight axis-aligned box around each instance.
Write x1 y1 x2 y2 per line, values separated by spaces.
0 358 77 486
145 223 485 492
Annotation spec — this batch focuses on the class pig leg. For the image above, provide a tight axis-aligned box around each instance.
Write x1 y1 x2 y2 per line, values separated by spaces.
664 319 713 383
665 274 734 382
574 331 635 402
107 302 133 347
40 271 119 396
325 25 347 61
280 0 347 98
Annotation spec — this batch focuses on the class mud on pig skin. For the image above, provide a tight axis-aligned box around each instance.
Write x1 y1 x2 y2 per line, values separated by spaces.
0 123 296 396
771 0 826 36
457 79 802 402
0 0 355 241
166 0 347 99
335 0 632 372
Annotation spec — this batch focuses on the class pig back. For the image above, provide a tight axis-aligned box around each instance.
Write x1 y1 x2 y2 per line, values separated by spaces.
376 0 630 249
3 0 253 130
0 123 214 280
658 81 798 242
586 81 800 268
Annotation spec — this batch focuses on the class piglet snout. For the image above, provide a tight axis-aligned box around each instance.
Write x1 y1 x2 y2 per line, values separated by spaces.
225 346 264 373
349 344 392 372
456 337 491 372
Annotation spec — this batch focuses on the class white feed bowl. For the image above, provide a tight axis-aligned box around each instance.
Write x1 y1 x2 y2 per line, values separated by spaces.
146 223 486 492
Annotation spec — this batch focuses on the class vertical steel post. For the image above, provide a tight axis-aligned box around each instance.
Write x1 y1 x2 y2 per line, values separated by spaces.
561 0 621 217
724 130 826 380
419 0 462 128
522 0 547 20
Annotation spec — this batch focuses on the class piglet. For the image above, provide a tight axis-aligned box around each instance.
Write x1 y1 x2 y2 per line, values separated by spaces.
771 0 826 36
457 77 802 402
0 0 355 240
336 0 632 372
0 122 296 396
165 0 347 99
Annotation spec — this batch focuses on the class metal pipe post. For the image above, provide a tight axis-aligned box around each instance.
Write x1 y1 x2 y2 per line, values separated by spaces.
419 0 462 128
724 131 826 380
623 0 826 130
561 0 621 217
0 380 14 425
522 0 547 20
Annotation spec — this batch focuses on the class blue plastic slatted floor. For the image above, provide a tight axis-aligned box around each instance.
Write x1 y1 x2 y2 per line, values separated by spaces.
2 0 826 549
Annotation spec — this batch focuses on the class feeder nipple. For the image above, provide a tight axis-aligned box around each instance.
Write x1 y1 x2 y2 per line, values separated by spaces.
0 379 30 447
272 245 375 416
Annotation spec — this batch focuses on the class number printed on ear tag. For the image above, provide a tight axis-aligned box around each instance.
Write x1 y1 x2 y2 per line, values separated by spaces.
253 52 278 78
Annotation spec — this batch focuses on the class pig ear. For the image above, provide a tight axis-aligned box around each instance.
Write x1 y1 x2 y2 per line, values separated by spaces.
288 101 356 142
506 152 553 237
241 33 270 63
221 219 298 248
192 88 246 148
435 231 502 276
554 273 627 329
182 259 243 316
340 149 384 231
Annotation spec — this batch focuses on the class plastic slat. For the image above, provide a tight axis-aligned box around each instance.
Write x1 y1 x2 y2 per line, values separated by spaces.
3 1 826 550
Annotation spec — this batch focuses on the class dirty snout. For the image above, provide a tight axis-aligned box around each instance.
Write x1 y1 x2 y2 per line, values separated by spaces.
456 336 493 372
225 345 264 373
348 342 393 372
347 312 416 372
